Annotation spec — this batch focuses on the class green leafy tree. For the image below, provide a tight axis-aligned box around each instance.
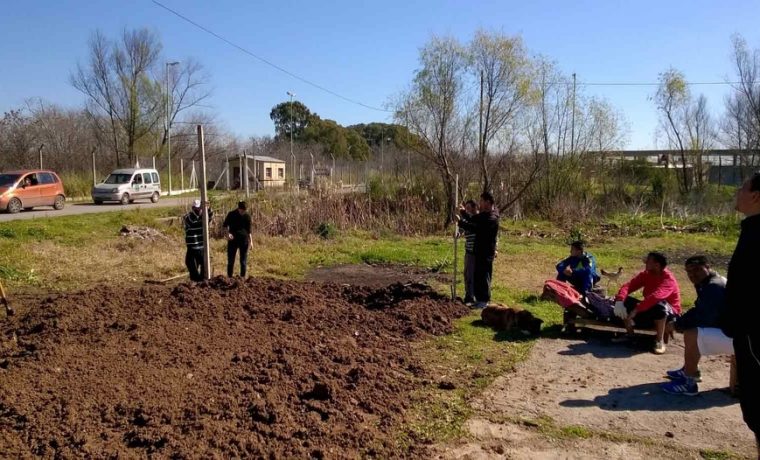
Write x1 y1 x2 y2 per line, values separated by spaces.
269 101 314 140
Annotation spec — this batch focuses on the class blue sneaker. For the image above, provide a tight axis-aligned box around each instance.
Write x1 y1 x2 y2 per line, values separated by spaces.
666 367 702 382
661 378 698 396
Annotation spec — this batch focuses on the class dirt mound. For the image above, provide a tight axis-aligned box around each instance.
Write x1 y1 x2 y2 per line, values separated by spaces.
306 263 449 289
0 277 469 458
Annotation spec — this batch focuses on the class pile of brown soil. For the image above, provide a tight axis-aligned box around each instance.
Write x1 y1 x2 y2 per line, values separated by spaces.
0 277 468 458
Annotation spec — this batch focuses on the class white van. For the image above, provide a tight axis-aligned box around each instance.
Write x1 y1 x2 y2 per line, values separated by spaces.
91 168 162 205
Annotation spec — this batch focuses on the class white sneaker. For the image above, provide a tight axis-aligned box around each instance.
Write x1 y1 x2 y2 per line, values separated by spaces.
653 341 666 355
473 302 488 309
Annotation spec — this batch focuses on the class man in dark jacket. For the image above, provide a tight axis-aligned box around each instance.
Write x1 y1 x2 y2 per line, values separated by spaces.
661 255 730 395
223 201 253 277
183 199 213 281
457 192 499 308
460 200 478 305
722 173 760 455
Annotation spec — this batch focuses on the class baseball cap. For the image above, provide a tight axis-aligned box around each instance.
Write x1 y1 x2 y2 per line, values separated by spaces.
237 201 247 210
192 199 201 208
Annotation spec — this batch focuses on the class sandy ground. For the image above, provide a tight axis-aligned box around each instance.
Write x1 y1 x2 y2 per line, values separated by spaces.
440 335 757 459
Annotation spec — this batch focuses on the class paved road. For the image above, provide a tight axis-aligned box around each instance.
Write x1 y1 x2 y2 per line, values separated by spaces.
0 197 193 222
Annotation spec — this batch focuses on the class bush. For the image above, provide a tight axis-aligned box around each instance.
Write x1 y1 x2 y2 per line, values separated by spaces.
315 222 337 239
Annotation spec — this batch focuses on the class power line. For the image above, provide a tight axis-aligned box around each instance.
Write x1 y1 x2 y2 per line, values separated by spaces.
151 1 392 113
578 81 742 87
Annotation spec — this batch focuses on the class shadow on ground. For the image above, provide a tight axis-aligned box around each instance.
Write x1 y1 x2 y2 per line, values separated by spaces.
560 382 737 412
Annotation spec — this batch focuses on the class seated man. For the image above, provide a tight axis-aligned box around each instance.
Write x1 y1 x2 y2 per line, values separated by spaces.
613 252 682 355
556 240 600 295
662 255 731 395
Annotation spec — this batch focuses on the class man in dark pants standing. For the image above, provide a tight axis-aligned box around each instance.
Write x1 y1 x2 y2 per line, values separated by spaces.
223 201 253 277
457 192 500 308
183 199 213 281
722 172 760 457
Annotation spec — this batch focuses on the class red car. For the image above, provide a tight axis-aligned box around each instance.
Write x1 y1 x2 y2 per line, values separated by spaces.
0 170 66 213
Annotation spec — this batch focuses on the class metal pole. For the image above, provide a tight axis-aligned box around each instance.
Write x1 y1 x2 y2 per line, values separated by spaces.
570 72 576 155
38 144 44 169
288 91 296 189
244 152 250 198
166 61 179 195
180 159 185 191
197 124 211 280
452 174 459 301
166 63 171 195
152 156 156 170
380 128 384 183
239 155 243 191
91 147 97 186
225 154 230 190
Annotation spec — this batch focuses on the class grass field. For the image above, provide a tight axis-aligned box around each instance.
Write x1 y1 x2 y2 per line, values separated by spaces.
0 205 742 453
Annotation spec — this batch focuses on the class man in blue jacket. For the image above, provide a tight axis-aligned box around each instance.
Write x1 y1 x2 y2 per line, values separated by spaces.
556 240 600 295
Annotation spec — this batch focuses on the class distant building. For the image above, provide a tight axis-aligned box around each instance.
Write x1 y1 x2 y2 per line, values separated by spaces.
226 155 286 190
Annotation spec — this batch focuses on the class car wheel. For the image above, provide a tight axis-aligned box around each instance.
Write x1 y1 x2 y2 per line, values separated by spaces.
94 200 103 205
53 195 65 210
151 192 159 203
7 198 22 214
120 194 130 205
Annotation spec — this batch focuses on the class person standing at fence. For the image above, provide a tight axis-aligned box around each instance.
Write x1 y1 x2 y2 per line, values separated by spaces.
223 201 253 278
456 192 500 309
721 172 760 457
184 199 213 281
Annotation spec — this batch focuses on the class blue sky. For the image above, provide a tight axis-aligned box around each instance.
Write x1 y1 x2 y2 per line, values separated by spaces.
1 0 759 149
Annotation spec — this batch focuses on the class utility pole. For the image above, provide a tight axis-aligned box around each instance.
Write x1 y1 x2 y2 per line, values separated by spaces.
196 124 211 280
287 91 296 189
166 61 179 195
570 72 577 155
380 127 384 182
38 144 44 169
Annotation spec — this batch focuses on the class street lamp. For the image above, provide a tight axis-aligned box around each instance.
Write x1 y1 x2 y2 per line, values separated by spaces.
165 61 180 195
286 91 296 187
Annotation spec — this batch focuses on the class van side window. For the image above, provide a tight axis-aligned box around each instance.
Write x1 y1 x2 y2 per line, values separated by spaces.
143 173 152 184
151 172 159 183
133 174 143 184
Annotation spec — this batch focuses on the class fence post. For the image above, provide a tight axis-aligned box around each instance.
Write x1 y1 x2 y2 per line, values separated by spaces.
197 125 211 280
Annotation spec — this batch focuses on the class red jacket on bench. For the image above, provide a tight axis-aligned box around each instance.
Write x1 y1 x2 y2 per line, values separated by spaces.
615 269 682 314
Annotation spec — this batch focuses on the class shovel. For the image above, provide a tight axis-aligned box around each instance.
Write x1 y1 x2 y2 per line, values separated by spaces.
0 279 14 317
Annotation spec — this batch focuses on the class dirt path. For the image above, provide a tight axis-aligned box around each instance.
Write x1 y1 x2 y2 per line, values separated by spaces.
441 336 756 459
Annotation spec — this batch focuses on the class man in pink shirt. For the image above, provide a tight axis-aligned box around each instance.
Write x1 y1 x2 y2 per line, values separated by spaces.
614 252 682 354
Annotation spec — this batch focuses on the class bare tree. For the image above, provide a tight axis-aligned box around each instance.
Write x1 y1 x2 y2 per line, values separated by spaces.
655 68 691 193
160 59 212 152
395 35 467 227
683 95 715 188
71 29 162 166
469 30 531 192
0 109 35 168
72 29 214 167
